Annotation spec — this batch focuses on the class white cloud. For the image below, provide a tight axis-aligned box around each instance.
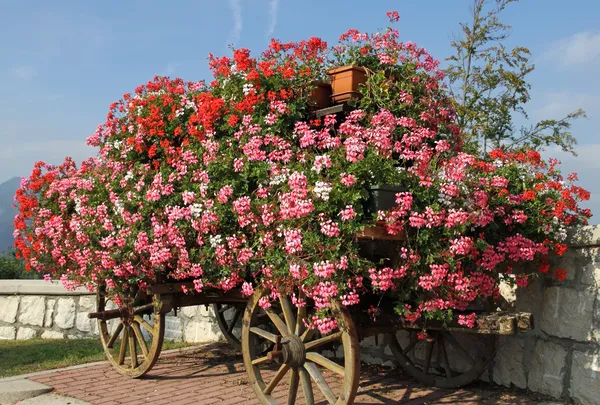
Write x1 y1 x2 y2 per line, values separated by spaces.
12 66 36 80
266 0 280 38
531 91 600 122
0 140 95 184
228 0 243 46
544 31 600 69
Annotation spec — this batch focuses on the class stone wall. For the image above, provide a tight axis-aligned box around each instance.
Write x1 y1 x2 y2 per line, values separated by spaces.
0 280 223 343
488 226 600 405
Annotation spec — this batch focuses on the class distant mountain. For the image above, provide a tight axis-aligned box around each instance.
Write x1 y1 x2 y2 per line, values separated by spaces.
0 177 21 252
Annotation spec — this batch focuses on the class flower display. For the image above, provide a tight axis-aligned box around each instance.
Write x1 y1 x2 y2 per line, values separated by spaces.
14 13 591 333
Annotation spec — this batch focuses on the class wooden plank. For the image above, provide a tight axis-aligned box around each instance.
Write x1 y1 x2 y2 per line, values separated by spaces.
358 311 533 336
313 103 354 119
517 312 534 331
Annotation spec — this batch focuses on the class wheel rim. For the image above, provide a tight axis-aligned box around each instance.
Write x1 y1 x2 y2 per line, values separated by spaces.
97 288 165 378
242 287 360 405
388 329 495 388
213 303 245 350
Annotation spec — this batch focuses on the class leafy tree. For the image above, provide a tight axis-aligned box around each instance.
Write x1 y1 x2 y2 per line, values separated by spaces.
445 0 585 155
0 248 38 279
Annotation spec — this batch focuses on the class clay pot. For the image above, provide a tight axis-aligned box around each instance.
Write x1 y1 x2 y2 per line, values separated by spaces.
327 65 366 104
309 82 332 110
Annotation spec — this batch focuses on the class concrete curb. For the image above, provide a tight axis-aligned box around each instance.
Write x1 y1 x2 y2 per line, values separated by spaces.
0 379 53 405
0 344 207 383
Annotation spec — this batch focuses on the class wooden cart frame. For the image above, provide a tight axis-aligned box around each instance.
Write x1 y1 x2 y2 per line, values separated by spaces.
89 223 533 404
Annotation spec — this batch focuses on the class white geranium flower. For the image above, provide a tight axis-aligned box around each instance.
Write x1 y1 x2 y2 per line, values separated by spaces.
209 234 223 248
314 181 332 201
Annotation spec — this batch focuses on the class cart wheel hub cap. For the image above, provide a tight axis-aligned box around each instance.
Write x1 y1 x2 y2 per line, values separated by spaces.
281 334 306 368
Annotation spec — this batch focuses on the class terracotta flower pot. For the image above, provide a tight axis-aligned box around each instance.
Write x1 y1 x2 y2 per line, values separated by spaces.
327 65 366 104
309 82 332 110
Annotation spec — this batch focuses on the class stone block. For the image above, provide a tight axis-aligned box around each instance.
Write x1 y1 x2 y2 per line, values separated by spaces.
181 305 199 319
18 296 45 326
540 287 594 342
164 315 183 342
492 336 527 389
576 248 600 287
44 299 55 328
570 349 600 405
76 312 93 333
41 330 65 339
499 279 516 307
551 249 579 281
527 340 567 398
184 319 221 343
0 296 19 323
199 304 215 318
515 274 543 316
0 326 16 339
16 327 37 340
78 296 96 312
55 298 75 329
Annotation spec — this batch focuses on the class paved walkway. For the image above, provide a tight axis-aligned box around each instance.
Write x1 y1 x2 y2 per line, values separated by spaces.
28 344 546 405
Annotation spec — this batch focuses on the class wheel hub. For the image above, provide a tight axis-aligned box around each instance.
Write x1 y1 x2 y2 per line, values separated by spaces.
267 334 306 367
281 334 306 368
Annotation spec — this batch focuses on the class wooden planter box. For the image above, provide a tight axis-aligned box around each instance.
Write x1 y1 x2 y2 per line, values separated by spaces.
327 65 366 104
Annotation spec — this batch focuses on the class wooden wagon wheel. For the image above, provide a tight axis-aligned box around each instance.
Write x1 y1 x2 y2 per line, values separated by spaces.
387 329 495 388
97 286 165 378
242 287 360 405
212 303 244 350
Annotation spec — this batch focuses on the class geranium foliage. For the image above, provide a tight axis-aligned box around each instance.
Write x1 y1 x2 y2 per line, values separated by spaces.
14 13 591 332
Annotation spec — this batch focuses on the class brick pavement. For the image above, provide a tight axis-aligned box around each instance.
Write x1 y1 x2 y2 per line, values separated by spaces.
29 343 544 405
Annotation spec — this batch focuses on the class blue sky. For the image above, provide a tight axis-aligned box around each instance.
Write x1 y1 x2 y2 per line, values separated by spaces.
1 0 599 219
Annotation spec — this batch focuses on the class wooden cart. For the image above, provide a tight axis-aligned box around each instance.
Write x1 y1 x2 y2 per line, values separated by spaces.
88 223 533 404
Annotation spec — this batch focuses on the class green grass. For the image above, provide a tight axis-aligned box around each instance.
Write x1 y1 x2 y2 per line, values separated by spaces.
0 338 192 378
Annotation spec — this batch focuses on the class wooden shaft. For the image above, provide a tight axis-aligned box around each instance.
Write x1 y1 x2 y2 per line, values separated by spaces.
88 303 154 320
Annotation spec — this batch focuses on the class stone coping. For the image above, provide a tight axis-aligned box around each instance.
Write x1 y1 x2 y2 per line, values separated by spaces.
0 280 94 296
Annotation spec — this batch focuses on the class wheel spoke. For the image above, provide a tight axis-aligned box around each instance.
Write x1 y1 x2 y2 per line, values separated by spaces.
279 296 295 335
118 326 129 365
107 323 123 349
299 368 315 405
250 327 278 342
300 327 315 343
304 362 337 405
387 333 414 366
305 352 345 376
132 322 149 357
251 355 270 365
423 339 434 373
287 369 299 405
438 334 453 378
263 364 290 395
265 308 289 336
128 327 138 368
304 332 342 351
296 304 306 336
443 331 475 368
227 308 242 334
402 335 418 355
134 315 154 337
